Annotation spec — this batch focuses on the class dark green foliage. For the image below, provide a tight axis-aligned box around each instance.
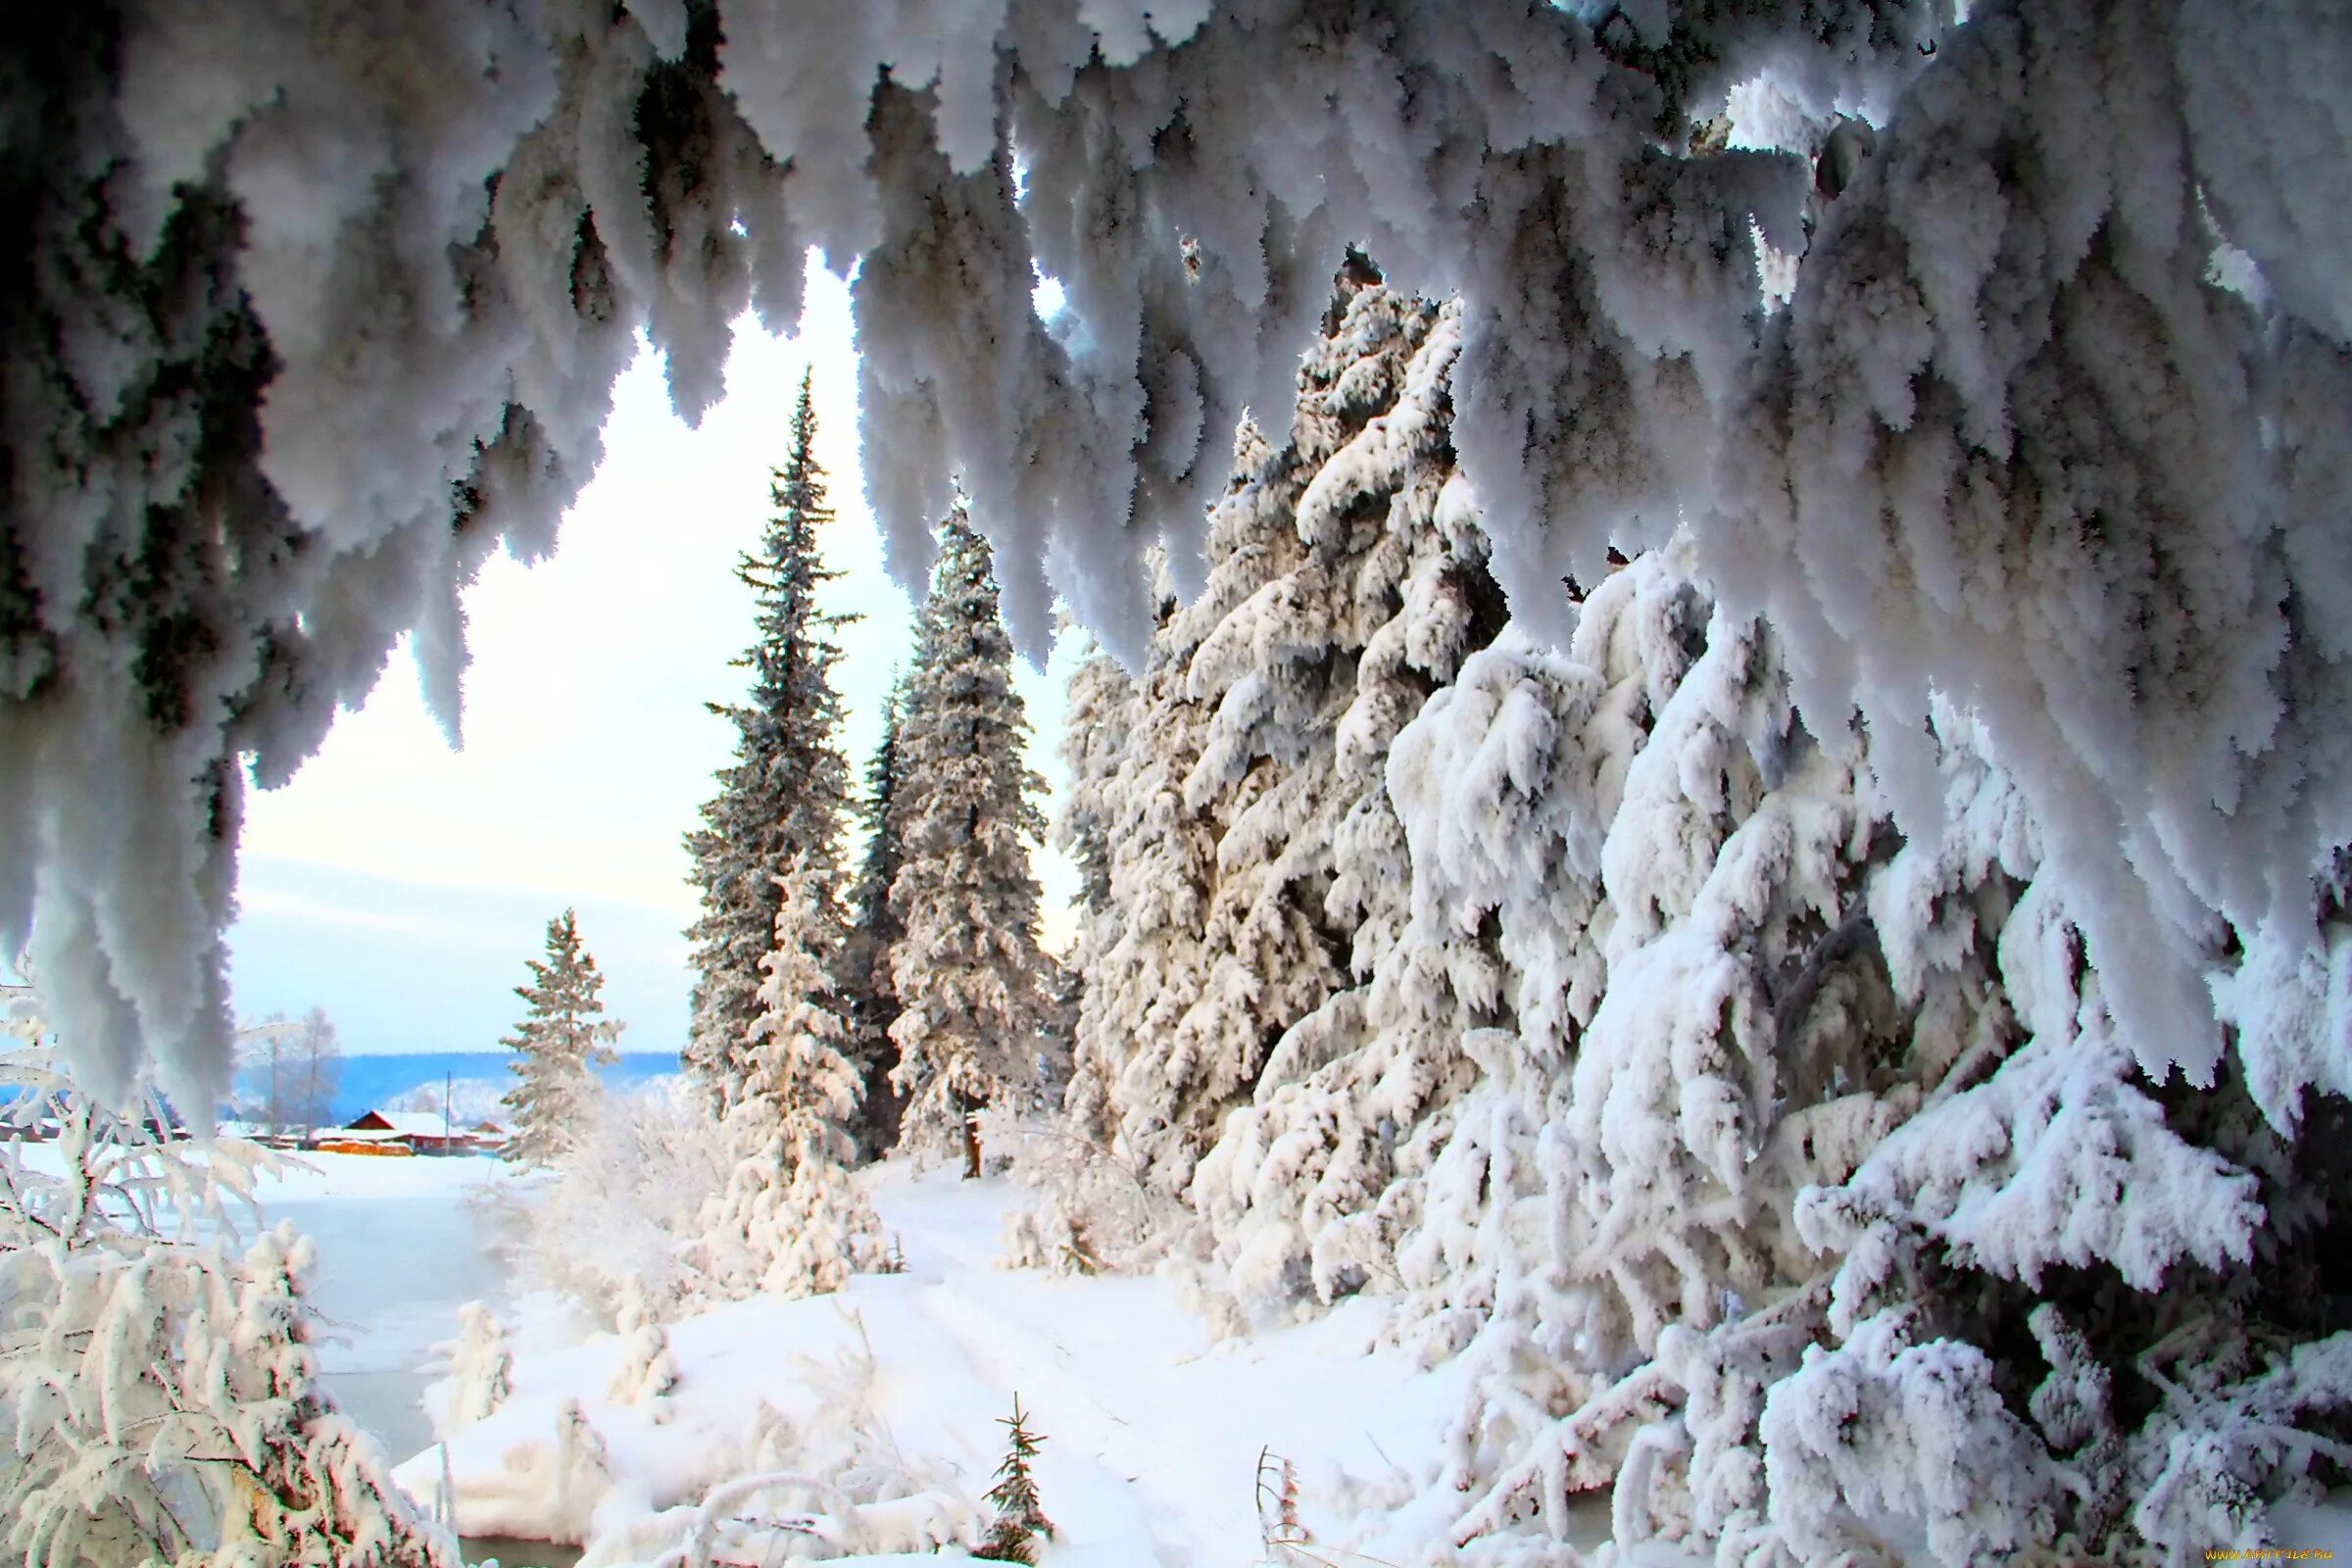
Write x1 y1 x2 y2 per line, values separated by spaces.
684 371 855 1108
839 673 909 1157
972 1395 1054 1563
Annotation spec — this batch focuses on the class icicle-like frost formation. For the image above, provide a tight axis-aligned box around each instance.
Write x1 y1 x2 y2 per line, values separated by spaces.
11 0 2345 1105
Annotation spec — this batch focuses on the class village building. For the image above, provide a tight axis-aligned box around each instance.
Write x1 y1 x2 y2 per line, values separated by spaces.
317 1110 510 1157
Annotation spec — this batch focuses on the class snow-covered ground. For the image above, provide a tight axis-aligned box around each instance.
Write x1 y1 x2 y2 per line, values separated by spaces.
393 1162 1487 1564
27 1139 2352 1564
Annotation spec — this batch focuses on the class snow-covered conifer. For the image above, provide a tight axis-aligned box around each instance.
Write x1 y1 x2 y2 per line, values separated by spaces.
887 512 1054 1176
839 674 911 1157
1055 273 1502 1249
689 855 882 1300
499 909 624 1166
971 1396 1054 1564
1049 639 1136 1154
686 372 856 1107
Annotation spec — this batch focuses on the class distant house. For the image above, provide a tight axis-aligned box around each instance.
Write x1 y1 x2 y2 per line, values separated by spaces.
317 1109 506 1156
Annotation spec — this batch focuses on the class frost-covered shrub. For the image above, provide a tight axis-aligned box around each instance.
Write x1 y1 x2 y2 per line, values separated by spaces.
988 1102 1187 1278
605 1276 680 1410
573 1330 982 1566
0 1002 458 1567
487 1075 730 1321
428 1299 514 1437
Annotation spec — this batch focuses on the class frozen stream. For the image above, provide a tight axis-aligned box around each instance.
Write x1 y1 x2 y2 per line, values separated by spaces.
268 1187 505 1462
259 1154 581 1568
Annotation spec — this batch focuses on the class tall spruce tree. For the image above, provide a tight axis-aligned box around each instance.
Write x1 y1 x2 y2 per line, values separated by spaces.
887 511 1053 1177
500 908 623 1166
685 371 855 1109
687 853 883 1301
838 673 909 1157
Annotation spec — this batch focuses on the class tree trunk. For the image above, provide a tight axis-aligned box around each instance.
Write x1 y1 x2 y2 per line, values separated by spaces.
958 1090 983 1180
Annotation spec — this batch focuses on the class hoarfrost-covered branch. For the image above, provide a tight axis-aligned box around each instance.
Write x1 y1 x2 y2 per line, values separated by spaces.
4 3 2346 1172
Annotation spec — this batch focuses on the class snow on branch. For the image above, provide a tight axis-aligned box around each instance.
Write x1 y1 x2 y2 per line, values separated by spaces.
5 2 2347 1127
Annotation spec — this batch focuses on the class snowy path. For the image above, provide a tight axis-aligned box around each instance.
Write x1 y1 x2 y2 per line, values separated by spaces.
870 1170 1451 1564
875 1166 1489 1563
404 1163 1475 1564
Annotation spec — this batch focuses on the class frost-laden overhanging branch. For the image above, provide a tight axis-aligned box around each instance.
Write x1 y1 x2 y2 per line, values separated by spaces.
0 0 2344 1104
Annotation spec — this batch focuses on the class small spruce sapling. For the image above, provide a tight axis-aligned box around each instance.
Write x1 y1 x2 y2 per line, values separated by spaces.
972 1395 1055 1563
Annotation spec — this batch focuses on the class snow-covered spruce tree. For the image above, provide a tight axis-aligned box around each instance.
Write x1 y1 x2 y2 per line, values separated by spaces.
689 853 883 1300
1053 271 1505 1255
500 908 623 1166
887 511 1054 1177
685 369 856 1108
0 1008 457 1567
971 1396 1055 1565
1183 278 1511 1314
1049 636 1135 1151
998 635 1168 1275
1053 553 1220 1204
1365 547 2352 1565
838 672 911 1158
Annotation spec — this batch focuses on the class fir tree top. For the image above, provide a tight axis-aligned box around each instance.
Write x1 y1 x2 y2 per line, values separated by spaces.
503 908 619 1056
500 908 622 1164
685 368 857 1103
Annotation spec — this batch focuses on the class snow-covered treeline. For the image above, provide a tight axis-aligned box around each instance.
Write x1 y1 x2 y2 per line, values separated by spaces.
4 0 2344 1132
1033 270 2352 1563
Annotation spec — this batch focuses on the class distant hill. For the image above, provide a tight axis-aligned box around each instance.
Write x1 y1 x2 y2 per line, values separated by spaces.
325 1052 681 1125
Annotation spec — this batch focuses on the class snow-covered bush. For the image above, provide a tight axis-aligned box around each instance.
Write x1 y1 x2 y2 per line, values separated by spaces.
486 1075 730 1322
572 1327 982 1566
428 1300 514 1437
0 999 459 1566
988 1101 1186 1277
607 1276 680 1410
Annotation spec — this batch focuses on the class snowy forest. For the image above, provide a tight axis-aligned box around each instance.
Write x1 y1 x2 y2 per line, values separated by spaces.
5 0 2351 1564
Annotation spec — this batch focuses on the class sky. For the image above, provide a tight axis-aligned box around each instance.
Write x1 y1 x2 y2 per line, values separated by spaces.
225 265 1083 1059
